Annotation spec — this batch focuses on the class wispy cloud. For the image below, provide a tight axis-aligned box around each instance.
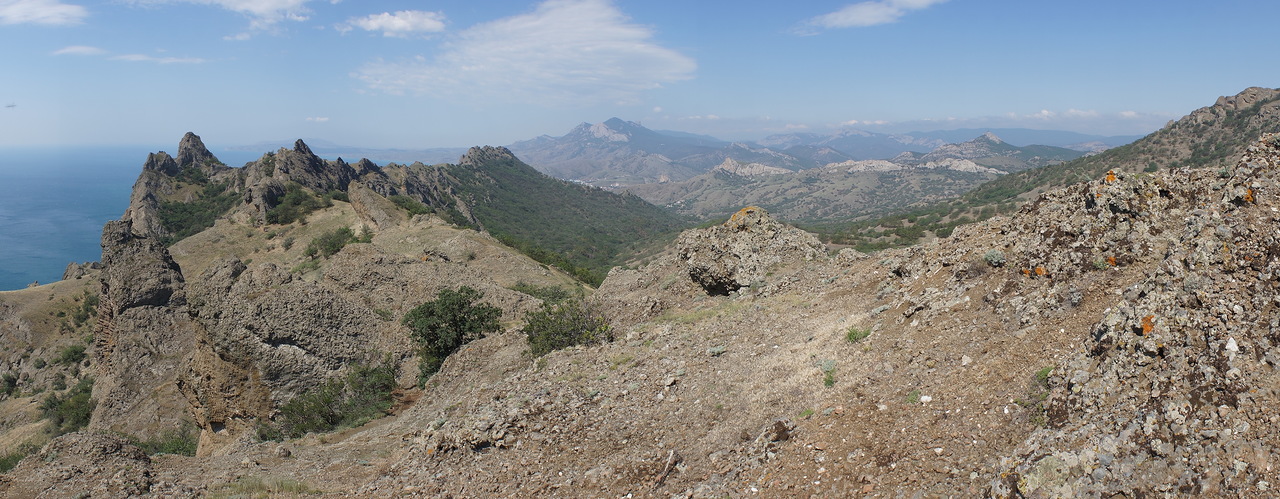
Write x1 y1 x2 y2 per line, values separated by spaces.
52 45 106 56
53 44 204 63
125 0 313 36
339 10 446 38
110 53 205 64
806 0 947 30
0 0 88 25
354 0 695 105
305 116 329 122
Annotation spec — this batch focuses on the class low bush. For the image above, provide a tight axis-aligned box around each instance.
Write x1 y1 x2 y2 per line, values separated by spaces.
303 227 355 259
40 377 95 436
56 344 86 366
259 360 397 440
402 287 501 385
266 184 330 225
523 300 613 357
389 195 432 216
0 442 39 473
845 326 871 343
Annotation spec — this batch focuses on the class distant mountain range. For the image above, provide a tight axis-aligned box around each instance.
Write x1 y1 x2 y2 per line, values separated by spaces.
625 132 1083 222
238 120 1139 189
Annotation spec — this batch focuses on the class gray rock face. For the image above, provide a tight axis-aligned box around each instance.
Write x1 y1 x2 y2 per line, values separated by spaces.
60 261 101 281
90 219 196 440
987 133 1280 496
676 206 826 295
176 131 218 167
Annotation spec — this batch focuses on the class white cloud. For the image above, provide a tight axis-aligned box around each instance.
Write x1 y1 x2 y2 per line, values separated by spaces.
111 53 206 64
1119 110 1138 119
354 0 695 105
125 0 312 32
680 114 721 121
305 116 329 122
652 106 663 113
1064 108 1099 118
808 0 946 29
339 10 446 38
0 0 87 25
52 45 106 56
842 119 888 126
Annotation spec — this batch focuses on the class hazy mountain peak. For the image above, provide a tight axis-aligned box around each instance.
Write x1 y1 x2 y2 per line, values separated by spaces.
979 131 1004 143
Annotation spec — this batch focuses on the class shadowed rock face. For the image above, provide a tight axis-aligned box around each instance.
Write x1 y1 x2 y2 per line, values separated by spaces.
677 206 826 295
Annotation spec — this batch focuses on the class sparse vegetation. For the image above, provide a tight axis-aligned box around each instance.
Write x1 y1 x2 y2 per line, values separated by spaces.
258 360 397 440
158 181 240 245
128 424 199 456
983 249 1007 267
211 476 320 498
0 442 39 473
845 326 871 343
266 183 331 225
905 389 921 404
40 377 95 436
389 195 433 216
402 287 502 385
510 281 576 304
818 359 836 387
523 299 613 357
303 227 356 259
55 344 86 366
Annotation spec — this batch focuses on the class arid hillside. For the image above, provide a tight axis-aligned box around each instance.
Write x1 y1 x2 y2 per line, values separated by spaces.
1 131 1278 497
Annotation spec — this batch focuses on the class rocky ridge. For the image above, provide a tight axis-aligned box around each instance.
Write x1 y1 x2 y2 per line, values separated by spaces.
4 132 1280 497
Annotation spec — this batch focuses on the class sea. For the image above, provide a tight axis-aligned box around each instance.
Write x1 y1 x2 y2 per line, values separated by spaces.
0 146 263 291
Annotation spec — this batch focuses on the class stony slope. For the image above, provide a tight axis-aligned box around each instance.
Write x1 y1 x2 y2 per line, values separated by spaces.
5 134 1277 496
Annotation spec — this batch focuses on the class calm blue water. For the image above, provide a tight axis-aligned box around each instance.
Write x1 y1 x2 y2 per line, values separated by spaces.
0 146 263 291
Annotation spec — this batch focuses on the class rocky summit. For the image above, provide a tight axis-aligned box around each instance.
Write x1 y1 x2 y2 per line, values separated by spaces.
2 123 1280 496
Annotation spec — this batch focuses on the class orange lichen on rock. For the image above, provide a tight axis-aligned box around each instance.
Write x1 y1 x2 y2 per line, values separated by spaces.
1244 188 1255 203
1141 315 1154 335
725 206 765 231
1034 266 1047 276
1105 170 1117 183
1106 256 1117 266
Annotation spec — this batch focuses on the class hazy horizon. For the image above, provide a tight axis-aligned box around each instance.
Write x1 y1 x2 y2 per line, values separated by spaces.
3 1 1276 149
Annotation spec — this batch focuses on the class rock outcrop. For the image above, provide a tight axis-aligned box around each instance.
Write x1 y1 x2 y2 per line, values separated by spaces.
0 432 153 497
90 219 197 439
176 131 218 168
677 206 826 295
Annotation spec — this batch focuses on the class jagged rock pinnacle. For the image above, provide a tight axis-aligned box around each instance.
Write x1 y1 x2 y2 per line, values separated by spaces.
177 132 218 167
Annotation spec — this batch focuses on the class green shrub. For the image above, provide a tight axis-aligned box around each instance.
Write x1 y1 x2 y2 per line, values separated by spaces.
389 195 432 216
845 326 871 343
303 227 355 259
56 344 86 366
259 361 397 440
402 287 502 385
0 442 39 473
523 300 613 357
32 358 46 369
40 377 95 436
0 373 17 396
157 181 239 245
266 184 330 225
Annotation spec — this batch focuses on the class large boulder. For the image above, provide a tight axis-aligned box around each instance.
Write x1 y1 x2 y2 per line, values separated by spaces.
676 206 826 295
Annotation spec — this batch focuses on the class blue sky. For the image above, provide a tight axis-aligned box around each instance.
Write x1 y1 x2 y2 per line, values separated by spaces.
1 0 1277 149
